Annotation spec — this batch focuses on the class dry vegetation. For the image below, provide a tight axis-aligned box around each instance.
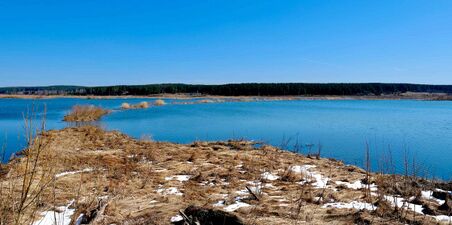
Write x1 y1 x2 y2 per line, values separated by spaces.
63 105 110 122
121 102 150 110
0 126 451 225
154 99 166 106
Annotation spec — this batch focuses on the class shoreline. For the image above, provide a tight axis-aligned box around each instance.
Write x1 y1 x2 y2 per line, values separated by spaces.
1 126 451 224
0 92 451 101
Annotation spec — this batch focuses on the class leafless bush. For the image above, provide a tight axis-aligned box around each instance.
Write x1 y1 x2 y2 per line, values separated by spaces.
0 105 56 225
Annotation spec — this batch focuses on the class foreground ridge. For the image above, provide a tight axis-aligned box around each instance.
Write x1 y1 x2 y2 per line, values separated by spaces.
1 126 451 224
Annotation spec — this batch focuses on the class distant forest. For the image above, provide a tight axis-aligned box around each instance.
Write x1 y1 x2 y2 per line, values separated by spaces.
1 83 452 96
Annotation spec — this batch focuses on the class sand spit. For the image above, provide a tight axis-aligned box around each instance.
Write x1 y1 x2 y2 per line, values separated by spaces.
1 126 451 224
1 93 451 101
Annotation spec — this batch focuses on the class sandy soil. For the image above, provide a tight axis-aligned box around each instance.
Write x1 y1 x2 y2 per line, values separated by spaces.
1 92 451 101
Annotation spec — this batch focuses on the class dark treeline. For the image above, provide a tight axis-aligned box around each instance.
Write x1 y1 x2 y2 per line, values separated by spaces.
1 83 452 96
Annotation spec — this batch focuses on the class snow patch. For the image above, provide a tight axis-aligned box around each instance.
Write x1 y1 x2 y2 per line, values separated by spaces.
235 189 249 195
213 200 226 207
261 172 279 181
322 201 376 211
384 194 452 222
33 200 75 225
157 187 183 196
165 175 191 182
55 168 93 178
224 201 251 212
291 165 329 189
170 215 183 222
434 215 452 223
421 190 446 205
291 165 316 174
384 195 424 214
335 180 378 192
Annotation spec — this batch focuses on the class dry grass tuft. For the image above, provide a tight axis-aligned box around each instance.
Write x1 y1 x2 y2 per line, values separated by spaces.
121 102 149 110
63 105 110 122
154 99 166 106
121 102 131 109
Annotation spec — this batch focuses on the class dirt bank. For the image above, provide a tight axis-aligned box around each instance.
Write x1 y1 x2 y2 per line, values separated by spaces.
1 126 451 224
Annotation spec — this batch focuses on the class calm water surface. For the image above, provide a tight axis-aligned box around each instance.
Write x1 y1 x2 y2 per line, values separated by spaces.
0 98 451 179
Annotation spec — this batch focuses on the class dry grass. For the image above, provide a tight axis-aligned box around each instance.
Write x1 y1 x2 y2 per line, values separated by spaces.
0 107 58 225
121 102 131 109
154 99 166 106
121 101 150 110
1 126 450 225
63 105 110 122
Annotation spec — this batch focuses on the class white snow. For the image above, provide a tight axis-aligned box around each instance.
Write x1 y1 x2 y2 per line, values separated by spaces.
55 168 93 178
261 172 279 181
383 194 452 222
199 181 216 186
235 189 250 195
213 200 226 207
157 187 183 196
291 165 329 189
434 215 452 223
309 172 329 188
335 180 378 192
291 165 316 174
264 183 275 189
33 200 75 225
421 190 446 205
236 183 262 196
322 201 376 211
224 201 251 212
164 175 191 182
170 215 183 222
384 195 424 214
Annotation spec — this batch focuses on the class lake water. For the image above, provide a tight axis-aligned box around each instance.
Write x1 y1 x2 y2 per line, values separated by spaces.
0 98 451 179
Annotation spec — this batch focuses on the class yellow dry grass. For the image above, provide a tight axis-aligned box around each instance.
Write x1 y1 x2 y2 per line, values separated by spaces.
154 99 166 106
121 102 150 110
0 126 448 225
63 105 110 122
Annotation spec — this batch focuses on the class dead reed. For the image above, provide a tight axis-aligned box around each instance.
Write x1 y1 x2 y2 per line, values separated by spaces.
63 105 110 122
121 101 150 110
154 99 166 106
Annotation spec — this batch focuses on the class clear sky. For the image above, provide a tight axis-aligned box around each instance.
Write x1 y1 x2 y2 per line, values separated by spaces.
1 0 452 86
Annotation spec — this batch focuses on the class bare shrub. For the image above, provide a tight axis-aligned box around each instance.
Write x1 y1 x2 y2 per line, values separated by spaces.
0 105 56 225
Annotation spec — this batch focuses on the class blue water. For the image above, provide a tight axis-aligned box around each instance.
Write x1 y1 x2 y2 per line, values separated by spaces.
0 98 451 179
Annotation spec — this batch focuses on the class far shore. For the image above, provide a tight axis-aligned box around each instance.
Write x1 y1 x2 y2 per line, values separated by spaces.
0 92 451 101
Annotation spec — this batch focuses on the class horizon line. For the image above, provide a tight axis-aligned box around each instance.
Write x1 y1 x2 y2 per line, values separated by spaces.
2 82 452 89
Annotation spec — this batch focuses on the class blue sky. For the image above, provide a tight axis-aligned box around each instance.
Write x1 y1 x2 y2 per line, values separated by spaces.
1 0 452 86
